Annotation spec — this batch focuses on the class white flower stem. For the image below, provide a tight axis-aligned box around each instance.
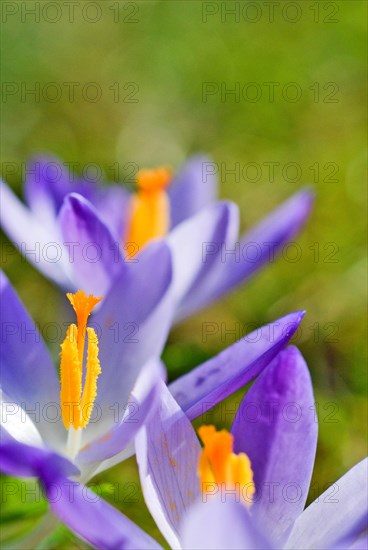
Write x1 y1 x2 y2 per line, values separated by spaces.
66 426 82 460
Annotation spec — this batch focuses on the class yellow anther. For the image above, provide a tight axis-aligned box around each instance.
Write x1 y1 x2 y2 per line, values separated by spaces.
125 167 172 256
80 327 101 428
60 324 81 430
198 425 255 507
60 291 102 431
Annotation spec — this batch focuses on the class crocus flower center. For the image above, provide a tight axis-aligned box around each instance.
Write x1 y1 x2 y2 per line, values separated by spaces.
125 166 172 256
60 290 103 459
198 425 255 507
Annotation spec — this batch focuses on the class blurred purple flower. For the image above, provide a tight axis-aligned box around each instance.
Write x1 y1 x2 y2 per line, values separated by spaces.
1 155 314 321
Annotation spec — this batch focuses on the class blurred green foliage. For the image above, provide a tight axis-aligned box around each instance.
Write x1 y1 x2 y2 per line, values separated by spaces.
1 0 367 547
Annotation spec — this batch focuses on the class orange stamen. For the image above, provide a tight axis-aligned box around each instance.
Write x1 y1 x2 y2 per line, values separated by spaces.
60 291 102 430
136 167 172 193
125 167 172 256
198 425 255 507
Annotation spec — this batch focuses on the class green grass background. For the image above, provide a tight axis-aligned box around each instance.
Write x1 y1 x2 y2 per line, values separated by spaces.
1 1 367 547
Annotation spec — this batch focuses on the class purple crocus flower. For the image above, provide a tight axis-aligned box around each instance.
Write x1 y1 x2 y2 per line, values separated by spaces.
0 243 175 478
0 271 306 547
133 346 367 550
1 155 313 321
61 346 366 550
0 242 175 546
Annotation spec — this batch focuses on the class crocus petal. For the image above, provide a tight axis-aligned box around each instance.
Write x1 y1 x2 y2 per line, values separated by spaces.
168 201 239 305
231 346 317 544
77 359 164 467
175 189 314 320
0 432 78 479
169 311 305 421
335 530 368 550
58 193 125 295
69 179 129 242
83 241 174 442
168 155 218 227
0 272 64 448
1 390 44 448
0 180 71 286
181 498 273 550
135 381 201 549
42 476 161 550
285 457 368 550
92 185 130 243
25 155 130 240
25 155 71 221
346 535 368 550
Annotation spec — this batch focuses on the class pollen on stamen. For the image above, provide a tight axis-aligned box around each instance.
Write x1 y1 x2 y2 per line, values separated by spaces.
197 425 255 507
80 327 101 428
59 324 81 430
